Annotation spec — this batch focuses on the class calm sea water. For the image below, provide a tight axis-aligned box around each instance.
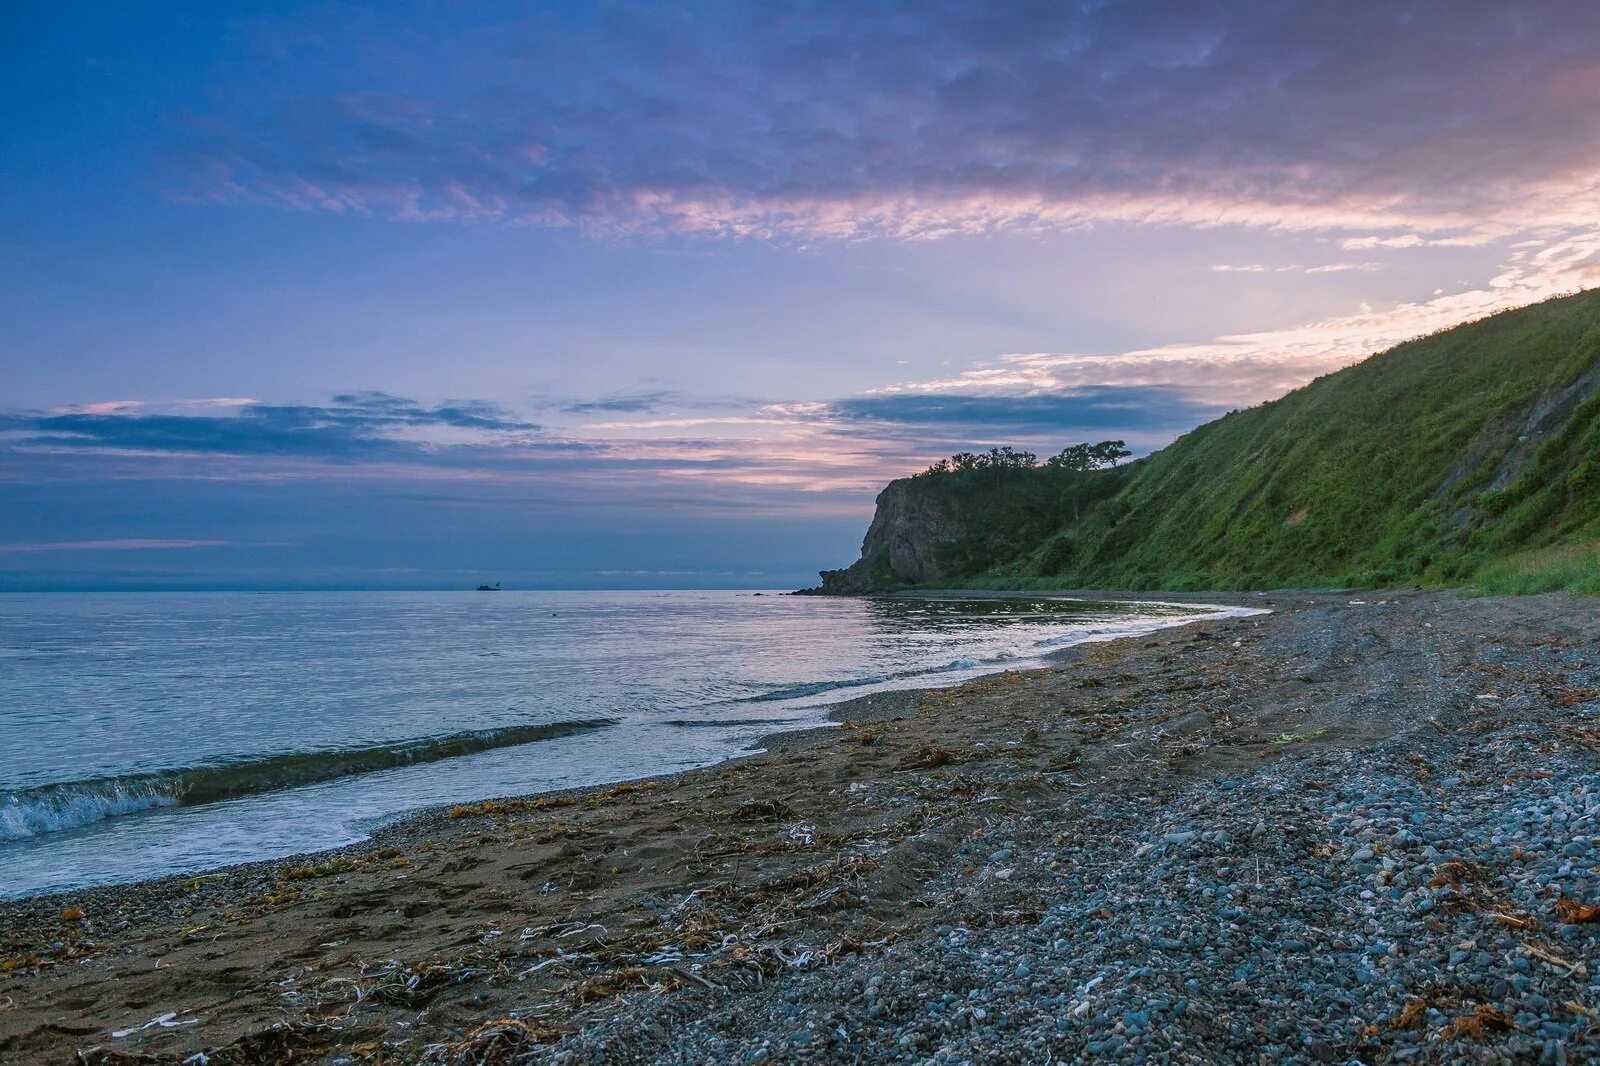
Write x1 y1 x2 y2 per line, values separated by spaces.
0 590 1244 899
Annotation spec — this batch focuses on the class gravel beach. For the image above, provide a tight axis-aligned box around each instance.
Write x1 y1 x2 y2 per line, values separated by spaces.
3 591 1597 1064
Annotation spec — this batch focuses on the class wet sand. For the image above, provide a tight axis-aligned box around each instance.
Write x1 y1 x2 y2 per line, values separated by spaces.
2 590 1595 1063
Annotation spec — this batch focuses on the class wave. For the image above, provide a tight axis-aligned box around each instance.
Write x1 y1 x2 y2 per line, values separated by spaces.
0 719 616 842
740 648 1035 706
744 675 891 703
664 716 806 728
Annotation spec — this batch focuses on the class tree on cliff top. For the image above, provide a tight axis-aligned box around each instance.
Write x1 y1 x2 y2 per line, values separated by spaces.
919 440 1129 478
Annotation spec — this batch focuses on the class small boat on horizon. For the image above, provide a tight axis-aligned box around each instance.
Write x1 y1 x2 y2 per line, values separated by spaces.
475 582 502 591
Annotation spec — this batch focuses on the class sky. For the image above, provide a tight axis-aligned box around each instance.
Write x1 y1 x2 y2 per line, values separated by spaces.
4 1 1600 589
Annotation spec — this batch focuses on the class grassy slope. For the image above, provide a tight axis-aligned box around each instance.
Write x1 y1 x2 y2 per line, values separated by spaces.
1469 542 1600 596
972 289 1600 591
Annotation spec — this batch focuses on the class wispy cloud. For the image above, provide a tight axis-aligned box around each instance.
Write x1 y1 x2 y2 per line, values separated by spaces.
162 2 1600 247
1303 262 1388 275
828 388 1226 442
0 539 228 553
1339 234 1499 251
1211 262 1390 275
873 230 1600 405
4 392 545 461
557 391 682 416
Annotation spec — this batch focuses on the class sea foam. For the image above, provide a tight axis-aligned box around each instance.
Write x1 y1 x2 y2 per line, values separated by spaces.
0 718 616 840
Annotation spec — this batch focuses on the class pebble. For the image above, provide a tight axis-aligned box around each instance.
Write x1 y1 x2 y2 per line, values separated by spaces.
548 605 1600 1065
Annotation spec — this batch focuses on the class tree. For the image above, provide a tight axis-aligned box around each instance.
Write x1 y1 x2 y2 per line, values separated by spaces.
987 446 1038 470
1047 443 1095 472
1089 440 1132 467
917 440 1126 479
950 451 987 472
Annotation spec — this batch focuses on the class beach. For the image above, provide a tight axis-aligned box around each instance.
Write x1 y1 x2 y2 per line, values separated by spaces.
0 590 1222 899
3 590 1598 1063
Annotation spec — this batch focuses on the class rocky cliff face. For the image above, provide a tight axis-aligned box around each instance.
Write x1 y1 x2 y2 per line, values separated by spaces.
810 479 967 593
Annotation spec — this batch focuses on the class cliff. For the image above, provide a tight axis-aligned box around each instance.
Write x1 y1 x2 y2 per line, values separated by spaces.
813 479 966 593
811 288 1600 594
812 460 1133 593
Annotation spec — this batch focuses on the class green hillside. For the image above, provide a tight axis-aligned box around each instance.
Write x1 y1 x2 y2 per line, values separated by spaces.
817 288 1600 594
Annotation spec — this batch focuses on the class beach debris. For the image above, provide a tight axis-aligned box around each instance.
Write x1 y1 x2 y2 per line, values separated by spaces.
281 847 410 881
733 797 796 822
194 1021 340 1064
1553 897 1600 923
590 780 662 805
447 794 579 819
1427 860 1483 889
1488 907 1539 931
321 958 491 1012
179 874 226 893
897 742 961 770
556 922 609 940
1519 943 1588 977
1440 1004 1518 1041
1389 998 1428 1030
284 856 361 880
60 905 86 922
110 1012 199 1038
73 1051 166 1065
1271 727 1328 744
427 1017 561 1064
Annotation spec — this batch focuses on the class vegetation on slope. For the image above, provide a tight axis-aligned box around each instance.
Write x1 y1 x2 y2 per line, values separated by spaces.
909 445 1132 579
1469 542 1600 597
825 288 1600 593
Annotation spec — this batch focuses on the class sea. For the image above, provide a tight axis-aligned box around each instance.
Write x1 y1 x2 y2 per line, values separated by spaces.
0 590 1250 900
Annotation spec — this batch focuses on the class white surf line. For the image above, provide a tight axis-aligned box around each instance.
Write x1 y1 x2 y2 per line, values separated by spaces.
748 599 1272 734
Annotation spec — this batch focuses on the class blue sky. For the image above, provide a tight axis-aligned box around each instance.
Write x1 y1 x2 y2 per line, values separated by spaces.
4 1 1599 589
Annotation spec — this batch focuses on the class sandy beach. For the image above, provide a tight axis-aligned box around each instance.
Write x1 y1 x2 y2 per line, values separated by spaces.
4 590 1598 1063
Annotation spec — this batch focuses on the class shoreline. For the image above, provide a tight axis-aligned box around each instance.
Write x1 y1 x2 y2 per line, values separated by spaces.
0 592 1254 907
757 592 1272 751
5 589 1596 1063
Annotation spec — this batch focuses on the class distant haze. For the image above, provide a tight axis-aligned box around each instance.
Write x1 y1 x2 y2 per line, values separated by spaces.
5 2 1600 588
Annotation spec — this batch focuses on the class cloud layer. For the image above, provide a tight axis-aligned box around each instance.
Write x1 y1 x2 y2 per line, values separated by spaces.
7 393 543 461
153 1 1600 442
1 379 1218 513
170 2 1600 241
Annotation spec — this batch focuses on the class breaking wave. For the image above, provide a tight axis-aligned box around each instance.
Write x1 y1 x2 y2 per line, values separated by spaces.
0 719 616 841
743 648 1030 704
664 716 806 728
